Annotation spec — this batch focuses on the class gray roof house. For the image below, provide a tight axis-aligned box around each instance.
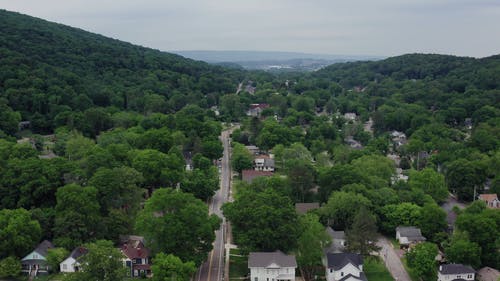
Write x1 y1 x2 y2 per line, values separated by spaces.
396 226 426 246
438 264 475 281
21 240 55 276
248 251 296 281
324 227 346 253
325 253 367 281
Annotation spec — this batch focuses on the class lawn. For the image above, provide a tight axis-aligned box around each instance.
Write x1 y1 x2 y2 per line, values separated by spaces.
364 256 394 281
229 248 248 280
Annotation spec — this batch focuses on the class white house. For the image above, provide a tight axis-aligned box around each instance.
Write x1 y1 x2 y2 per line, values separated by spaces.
248 251 296 281
396 226 426 247
325 253 367 281
254 156 275 172
21 240 54 276
325 227 346 253
438 264 475 281
60 247 88 273
121 238 151 277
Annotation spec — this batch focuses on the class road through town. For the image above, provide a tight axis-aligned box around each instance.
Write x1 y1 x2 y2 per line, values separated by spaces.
194 128 232 281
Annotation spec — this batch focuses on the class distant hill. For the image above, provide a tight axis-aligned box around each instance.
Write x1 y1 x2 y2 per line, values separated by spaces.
173 50 383 71
0 9 244 132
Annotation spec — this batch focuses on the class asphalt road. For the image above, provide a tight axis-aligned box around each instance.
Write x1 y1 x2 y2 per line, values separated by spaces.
195 129 232 281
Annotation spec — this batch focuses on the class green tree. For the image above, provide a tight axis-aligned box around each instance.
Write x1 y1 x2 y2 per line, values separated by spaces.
0 208 41 258
320 191 372 230
444 232 481 268
297 213 331 281
46 248 69 273
445 158 483 201
0 256 21 279
285 159 315 203
231 142 253 174
223 188 299 252
0 98 21 136
180 167 219 201
53 184 102 249
201 139 223 160
129 149 170 191
417 203 447 243
346 207 379 256
409 168 449 204
136 188 220 265
380 203 421 234
406 242 438 280
67 240 126 281
151 253 196 281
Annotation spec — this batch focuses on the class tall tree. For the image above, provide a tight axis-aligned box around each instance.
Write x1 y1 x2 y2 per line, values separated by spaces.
417 203 447 243
346 207 379 256
0 208 41 258
444 232 481 269
320 191 372 230
135 188 220 265
296 213 331 281
223 188 299 252
409 168 449 204
406 242 438 280
151 253 196 281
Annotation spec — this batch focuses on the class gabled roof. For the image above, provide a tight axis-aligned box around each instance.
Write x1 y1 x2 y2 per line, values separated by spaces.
68 247 88 260
326 253 363 270
121 241 150 259
241 170 273 183
440 264 475 275
248 251 297 268
326 227 345 240
479 194 499 202
396 226 426 241
295 203 320 214
338 272 368 281
34 240 54 257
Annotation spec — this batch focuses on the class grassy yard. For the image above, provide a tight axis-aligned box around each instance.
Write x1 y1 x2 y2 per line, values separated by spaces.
364 256 394 281
229 248 248 280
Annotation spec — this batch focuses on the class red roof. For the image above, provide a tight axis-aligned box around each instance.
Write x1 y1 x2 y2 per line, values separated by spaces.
479 194 498 202
242 170 273 183
249 103 270 110
121 241 150 259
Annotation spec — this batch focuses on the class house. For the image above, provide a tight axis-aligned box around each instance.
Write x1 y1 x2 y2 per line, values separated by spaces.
247 104 269 117
325 227 346 253
343 113 357 122
242 170 274 183
477 267 500 281
254 155 275 172
21 240 54 276
325 253 367 281
478 194 500 209
295 203 320 215
246 145 261 155
395 226 426 247
248 251 296 281
60 247 88 273
437 264 475 281
390 131 407 147
121 238 151 277
345 137 363 150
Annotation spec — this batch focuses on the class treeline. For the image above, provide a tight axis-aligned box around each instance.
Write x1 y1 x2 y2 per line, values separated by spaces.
0 9 245 135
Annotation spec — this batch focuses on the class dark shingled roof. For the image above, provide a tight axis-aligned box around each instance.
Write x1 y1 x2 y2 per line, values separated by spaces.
326 253 363 270
295 203 320 214
34 240 54 257
339 272 368 281
69 247 88 260
396 226 426 242
326 227 345 240
440 264 475 275
248 251 297 268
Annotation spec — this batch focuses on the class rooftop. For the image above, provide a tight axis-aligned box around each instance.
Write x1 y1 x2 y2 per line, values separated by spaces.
439 264 475 275
326 253 363 270
295 203 320 214
241 170 273 183
248 251 297 268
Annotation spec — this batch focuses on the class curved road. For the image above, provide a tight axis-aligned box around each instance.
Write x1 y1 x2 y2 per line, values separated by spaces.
195 129 232 281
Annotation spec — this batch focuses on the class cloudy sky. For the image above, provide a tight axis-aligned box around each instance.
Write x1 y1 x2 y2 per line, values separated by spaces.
1 0 499 57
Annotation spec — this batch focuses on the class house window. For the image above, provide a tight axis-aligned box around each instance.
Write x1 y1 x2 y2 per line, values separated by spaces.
330 268 333 273
255 278 258 281
33 254 38 259
467 274 472 279
62 264 67 270
341 272 344 276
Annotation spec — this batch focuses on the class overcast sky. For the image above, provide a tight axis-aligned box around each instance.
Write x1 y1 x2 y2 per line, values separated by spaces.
1 0 499 57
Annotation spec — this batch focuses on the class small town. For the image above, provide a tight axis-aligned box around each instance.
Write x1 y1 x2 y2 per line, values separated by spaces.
0 2 499 281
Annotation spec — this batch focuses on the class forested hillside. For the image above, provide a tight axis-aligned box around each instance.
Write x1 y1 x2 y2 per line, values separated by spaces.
0 9 243 135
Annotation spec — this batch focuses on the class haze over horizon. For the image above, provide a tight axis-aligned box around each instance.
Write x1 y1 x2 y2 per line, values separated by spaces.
1 0 500 58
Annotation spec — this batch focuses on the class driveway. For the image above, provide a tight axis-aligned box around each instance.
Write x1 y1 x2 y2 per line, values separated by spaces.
377 237 411 281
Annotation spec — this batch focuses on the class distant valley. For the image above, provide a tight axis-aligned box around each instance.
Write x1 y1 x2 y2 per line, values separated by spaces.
173 50 384 71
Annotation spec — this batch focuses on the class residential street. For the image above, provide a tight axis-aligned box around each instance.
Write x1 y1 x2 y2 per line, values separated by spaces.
194 128 232 281
377 237 411 281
